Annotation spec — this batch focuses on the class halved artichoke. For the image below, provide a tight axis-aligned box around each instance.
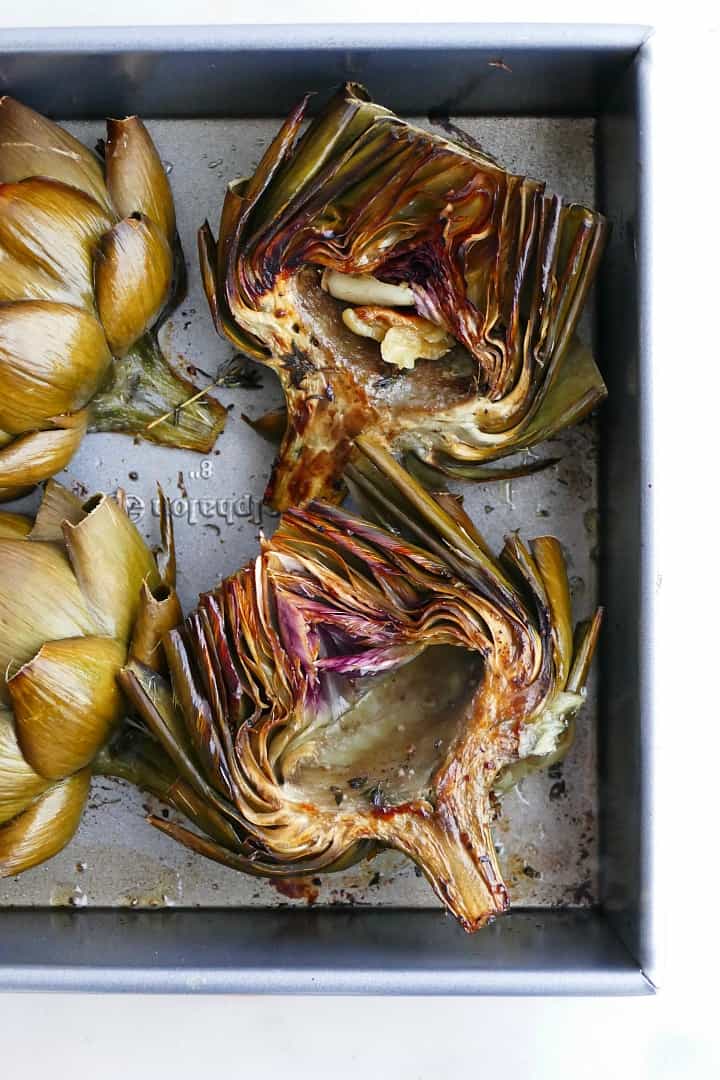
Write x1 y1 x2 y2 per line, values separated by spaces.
199 82 607 509
120 440 601 931
0 480 180 875
0 96 225 502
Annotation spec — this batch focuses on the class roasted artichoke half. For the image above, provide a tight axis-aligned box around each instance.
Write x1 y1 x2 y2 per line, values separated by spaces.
120 440 601 931
0 480 180 875
199 82 607 510
0 96 225 502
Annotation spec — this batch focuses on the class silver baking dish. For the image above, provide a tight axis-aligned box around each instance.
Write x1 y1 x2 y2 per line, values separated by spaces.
0 22 655 994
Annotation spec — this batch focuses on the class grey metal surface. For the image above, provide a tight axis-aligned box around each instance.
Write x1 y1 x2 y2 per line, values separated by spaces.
0 23 650 118
0 24 653 994
0 115 600 915
0 909 651 995
597 43 656 984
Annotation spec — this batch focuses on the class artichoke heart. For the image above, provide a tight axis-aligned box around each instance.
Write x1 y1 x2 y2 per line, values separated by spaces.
199 82 607 510
0 479 180 877
121 440 601 932
0 96 225 501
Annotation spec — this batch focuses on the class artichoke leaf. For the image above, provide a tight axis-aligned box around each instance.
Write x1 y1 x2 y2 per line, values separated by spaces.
128 580 182 672
0 95 113 212
197 222 270 361
98 725 245 853
8 636 127 780
96 728 245 853
105 115 176 244
62 492 160 642
0 407 88 489
531 536 573 686
95 214 173 356
118 660 246 829
0 484 34 503
0 511 31 539
0 536 96 703
0 177 113 308
28 478 85 541
0 767 91 877
0 301 112 434
0 707 49 824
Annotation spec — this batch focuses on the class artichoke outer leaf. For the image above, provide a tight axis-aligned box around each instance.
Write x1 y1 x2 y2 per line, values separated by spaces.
117 660 246 829
129 580 183 673
0 511 31 539
0 177 113 308
105 115 176 244
0 536 96 704
0 707 50 824
0 484 34 503
8 636 127 780
0 301 112 434
95 214 174 357
197 222 269 361
0 767 91 878
0 95 113 211
0 408 88 490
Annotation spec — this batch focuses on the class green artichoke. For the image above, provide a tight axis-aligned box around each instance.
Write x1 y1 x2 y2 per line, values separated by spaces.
0 480 180 876
120 440 601 931
0 96 226 503
199 82 607 510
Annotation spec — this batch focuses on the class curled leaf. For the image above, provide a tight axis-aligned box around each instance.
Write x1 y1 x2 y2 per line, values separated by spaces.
28 479 85 542
129 581 182 672
62 492 159 642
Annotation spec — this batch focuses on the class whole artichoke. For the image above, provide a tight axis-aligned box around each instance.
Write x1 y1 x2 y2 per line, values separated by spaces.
0 96 225 503
121 440 601 931
199 82 607 510
0 480 180 876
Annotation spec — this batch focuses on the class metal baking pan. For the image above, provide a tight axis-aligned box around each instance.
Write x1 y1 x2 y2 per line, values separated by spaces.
0 23 655 994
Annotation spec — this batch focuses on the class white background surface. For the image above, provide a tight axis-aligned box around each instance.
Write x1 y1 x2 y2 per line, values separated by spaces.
1 3 719 1078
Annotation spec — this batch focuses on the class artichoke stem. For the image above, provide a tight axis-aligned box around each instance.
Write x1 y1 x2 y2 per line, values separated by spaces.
375 809 508 932
93 734 176 799
89 332 226 453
